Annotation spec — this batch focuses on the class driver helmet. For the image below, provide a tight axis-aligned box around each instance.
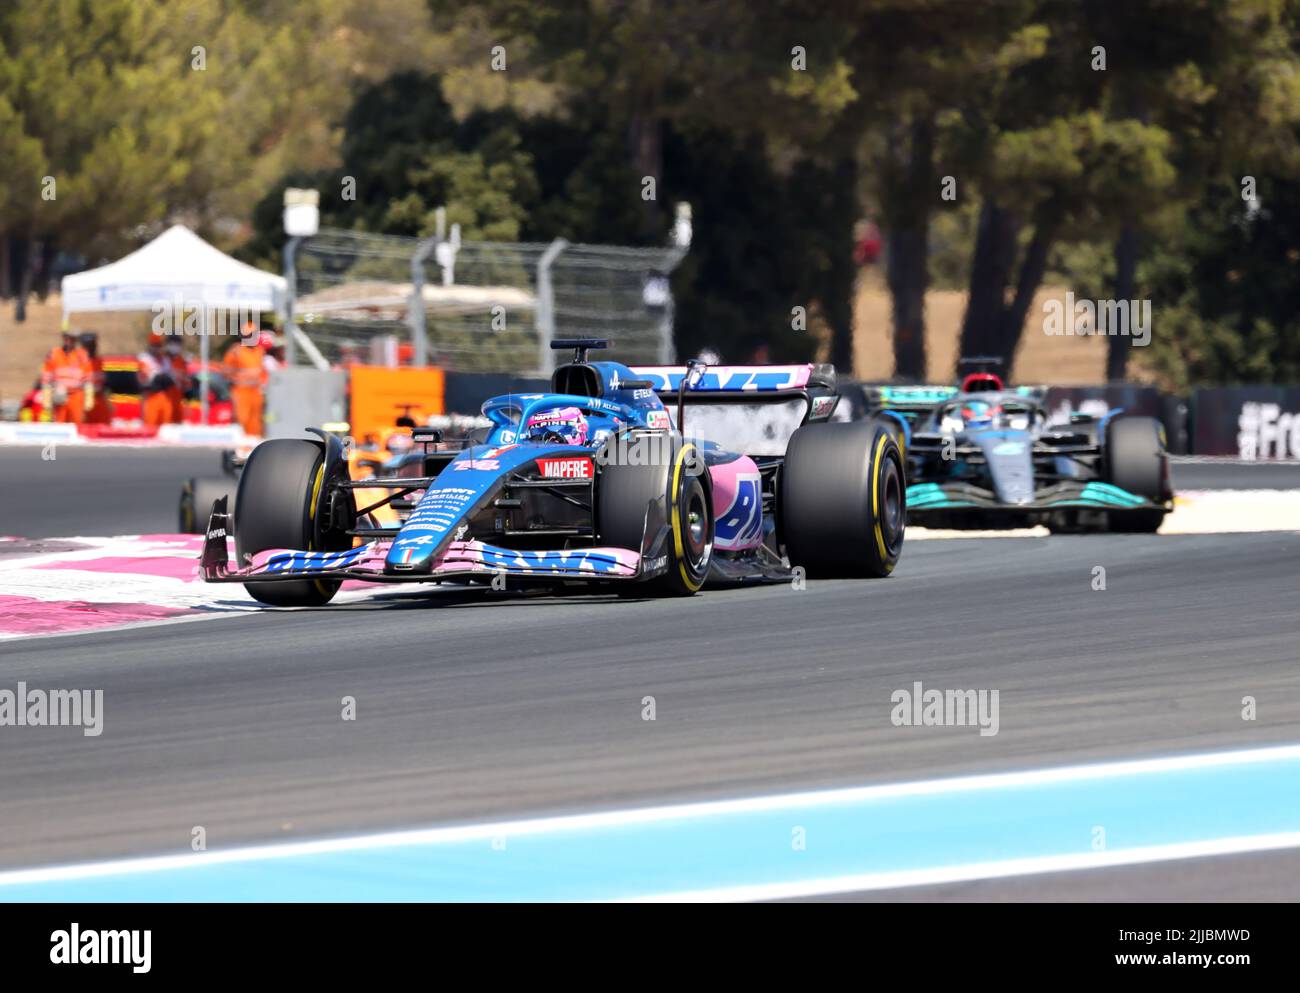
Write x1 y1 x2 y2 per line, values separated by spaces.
960 399 999 428
961 372 1004 393
524 406 589 446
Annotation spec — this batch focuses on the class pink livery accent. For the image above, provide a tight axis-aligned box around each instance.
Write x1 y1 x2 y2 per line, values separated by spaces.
708 456 764 551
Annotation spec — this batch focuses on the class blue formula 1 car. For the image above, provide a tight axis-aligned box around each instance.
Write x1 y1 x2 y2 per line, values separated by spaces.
199 340 906 605
865 368 1172 533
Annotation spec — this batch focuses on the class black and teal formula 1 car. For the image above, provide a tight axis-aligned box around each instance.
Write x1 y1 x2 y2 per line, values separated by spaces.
865 375 1172 533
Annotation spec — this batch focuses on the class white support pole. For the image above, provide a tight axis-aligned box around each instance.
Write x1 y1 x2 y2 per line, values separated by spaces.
290 325 330 371
536 238 568 377
283 235 302 367
410 236 439 366
200 304 210 422
658 246 688 366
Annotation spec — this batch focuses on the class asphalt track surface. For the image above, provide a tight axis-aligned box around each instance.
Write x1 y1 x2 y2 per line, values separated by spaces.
1 445 1298 899
1 445 226 539
2 445 1297 540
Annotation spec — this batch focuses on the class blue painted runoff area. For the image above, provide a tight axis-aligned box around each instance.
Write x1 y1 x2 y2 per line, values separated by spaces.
2 745 1298 901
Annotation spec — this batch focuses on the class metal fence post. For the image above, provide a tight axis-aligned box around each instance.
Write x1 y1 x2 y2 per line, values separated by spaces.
536 238 568 376
294 230 684 376
284 235 302 367
659 294 675 365
200 303 210 421
410 236 439 366
659 246 687 365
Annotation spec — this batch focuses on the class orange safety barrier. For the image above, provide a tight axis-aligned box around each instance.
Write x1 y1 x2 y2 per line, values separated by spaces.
348 365 445 443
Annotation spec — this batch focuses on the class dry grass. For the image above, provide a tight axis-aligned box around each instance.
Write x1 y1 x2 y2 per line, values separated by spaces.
852 273 1108 384
0 296 153 406
3 279 1112 407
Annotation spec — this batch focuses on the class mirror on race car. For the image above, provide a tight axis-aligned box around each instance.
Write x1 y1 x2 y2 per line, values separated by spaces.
678 359 709 436
684 359 708 390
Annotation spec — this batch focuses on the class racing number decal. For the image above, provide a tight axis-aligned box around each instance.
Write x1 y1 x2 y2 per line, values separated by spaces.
671 443 704 591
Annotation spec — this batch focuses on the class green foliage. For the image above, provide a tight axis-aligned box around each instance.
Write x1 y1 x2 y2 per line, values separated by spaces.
665 131 850 363
0 0 441 268
1136 174 1300 389
244 69 846 363
241 74 542 264
6 0 1300 385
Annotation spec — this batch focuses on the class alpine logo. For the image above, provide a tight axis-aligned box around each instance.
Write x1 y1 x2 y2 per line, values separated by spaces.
481 546 620 575
264 546 365 574
629 365 812 392
536 456 593 480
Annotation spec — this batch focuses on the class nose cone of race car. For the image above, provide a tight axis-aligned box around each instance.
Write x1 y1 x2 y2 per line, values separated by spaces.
973 431 1035 505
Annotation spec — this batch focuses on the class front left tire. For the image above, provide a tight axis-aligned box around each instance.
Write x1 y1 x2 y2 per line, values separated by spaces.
234 438 345 606
597 433 714 595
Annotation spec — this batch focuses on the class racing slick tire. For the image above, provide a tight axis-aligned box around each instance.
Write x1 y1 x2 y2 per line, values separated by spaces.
235 438 341 607
180 477 235 534
876 414 909 481
781 419 905 578
598 434 713 596
1105 416 1168 534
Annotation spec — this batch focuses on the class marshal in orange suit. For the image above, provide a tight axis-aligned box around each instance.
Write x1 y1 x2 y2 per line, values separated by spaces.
223 323 269 437
40 330 94 424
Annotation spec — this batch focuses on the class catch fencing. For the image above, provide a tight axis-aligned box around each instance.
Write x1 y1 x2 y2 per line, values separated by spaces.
289 228 686 376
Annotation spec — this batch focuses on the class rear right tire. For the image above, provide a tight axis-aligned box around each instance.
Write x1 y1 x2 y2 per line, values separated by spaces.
1104 416 1169 534
781 419 905 578
1106 416 1168 501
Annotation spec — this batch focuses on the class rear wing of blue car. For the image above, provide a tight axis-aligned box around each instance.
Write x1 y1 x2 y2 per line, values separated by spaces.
629 364 829 393
630 364 840 419
628 364 842 454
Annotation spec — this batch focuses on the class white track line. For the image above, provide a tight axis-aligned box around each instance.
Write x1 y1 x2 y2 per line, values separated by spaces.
635 832 1300 901
2 741 1298 888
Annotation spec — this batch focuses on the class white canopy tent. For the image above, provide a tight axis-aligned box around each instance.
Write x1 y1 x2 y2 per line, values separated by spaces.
61 225 287 419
